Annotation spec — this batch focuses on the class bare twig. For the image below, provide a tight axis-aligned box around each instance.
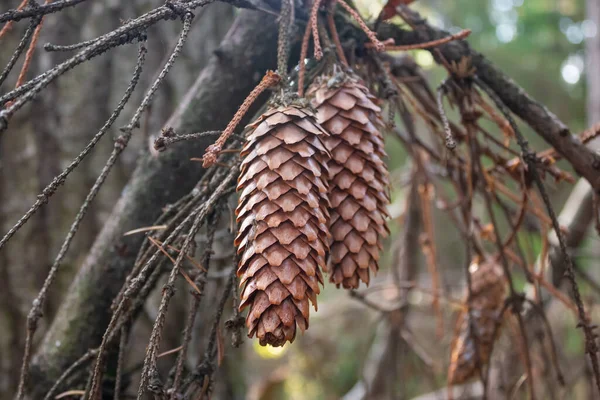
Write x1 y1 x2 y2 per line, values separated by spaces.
170 212 218 398
475 76 600 393
15 43 147 400
383 5 600 190
0 0 90 23
0 0 216 133
201 70 280 167
136 167 238 398
0 14 40 88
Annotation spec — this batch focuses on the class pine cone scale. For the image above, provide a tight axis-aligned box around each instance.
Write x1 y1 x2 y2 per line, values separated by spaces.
309 75 392 289
236 105 331 347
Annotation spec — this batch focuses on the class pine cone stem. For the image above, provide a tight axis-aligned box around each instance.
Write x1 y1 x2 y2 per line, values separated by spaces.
297 15 313 98
202 71 281 168
327 9 348 67
336 0 385 52
310 0 324 60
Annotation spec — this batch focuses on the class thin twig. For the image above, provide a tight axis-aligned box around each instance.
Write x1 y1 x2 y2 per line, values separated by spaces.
0 14 39 88
327 4 348 67
170 211 218 398
475 75 600 395
137 167 238 398
0 0 89 23
14 44 147 400
336 0 384 52
437 80 456 150
114 326 128 400
154 130 222 151
11 0 53 92
370 29 471 51
297 14 312 97
201 71 280 167
276 0 294 78
44 37 100 52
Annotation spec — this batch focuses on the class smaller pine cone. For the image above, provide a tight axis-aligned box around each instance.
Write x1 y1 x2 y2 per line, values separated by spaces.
448 259 507 385
235 104 331 347
307 73 390 289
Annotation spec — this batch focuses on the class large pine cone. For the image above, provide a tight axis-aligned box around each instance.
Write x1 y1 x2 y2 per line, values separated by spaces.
448 259 506 384
235 104 331 347
307 73 390 289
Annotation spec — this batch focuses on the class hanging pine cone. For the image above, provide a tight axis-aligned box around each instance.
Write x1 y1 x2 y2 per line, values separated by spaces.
307 72 390 289
235 102 331 347
448 258 507 385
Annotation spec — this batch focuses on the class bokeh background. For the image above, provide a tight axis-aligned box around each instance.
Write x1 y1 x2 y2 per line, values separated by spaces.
1 0 599 399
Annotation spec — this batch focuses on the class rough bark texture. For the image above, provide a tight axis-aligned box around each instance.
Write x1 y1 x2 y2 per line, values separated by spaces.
28 9 277 397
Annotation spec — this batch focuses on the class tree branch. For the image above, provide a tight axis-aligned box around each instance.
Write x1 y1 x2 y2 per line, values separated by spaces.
377 6 600 191
28 9 279 398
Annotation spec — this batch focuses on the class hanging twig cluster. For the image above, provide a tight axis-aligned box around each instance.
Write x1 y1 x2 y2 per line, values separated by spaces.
2 0 600 399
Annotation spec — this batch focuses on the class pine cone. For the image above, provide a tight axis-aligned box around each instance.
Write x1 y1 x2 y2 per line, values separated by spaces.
235 104 331 347
448 259 506 384
307 73 390 289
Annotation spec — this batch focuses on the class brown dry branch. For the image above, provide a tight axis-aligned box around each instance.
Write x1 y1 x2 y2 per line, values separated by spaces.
327 7 348 67
10 0 52 96
335 0 384 52
367 28 471 51
309 0 324 59
380 4 600 191
297 12 313 98
385 51 570 397
202 70 281 168
474 76 600 394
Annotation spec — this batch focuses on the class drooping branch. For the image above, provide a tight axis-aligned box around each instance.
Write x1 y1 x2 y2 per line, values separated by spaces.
376 5 600 191
27 10 279 398
9 2 600 398
0 0 90 23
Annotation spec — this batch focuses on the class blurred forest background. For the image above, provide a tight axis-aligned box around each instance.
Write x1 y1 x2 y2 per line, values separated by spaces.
1 0 599 399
